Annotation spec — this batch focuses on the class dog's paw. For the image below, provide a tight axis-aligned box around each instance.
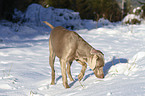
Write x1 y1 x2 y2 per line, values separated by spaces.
51 82 55 85
64 83 70 88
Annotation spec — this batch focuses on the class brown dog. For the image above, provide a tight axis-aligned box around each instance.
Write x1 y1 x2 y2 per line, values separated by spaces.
44 21 105 88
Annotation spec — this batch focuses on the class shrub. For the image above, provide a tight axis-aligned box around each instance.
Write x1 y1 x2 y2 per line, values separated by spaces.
122 7 143 24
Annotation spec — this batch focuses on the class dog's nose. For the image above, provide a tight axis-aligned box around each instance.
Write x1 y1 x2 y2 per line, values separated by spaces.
100 75 104 78
95 74 104 78
98 74 104 78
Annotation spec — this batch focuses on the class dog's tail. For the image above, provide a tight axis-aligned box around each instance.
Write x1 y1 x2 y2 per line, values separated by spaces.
43 21 54 29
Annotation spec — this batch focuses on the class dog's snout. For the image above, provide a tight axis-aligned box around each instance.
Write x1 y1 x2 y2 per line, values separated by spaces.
95 73 104 79
100 75 104 78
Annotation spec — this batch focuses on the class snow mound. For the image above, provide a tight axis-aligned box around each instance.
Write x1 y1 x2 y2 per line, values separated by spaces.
108 63 138 76
13 4 111 30
129 51 145 63
108 51 145 77
14 4 87 30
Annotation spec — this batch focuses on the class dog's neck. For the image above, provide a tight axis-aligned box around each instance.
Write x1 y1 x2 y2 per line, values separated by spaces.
75 39 93 60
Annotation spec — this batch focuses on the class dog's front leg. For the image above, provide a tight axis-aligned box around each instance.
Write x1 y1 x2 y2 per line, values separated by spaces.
77 60 87 81
60 59 70 88
67 61 74 81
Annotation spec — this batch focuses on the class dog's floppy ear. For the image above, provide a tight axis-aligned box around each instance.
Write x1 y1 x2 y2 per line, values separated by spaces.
90 48 104 56
88 54 98 70
88 48 104 70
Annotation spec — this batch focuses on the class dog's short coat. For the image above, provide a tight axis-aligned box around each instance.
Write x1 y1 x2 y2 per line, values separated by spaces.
44 21 105 88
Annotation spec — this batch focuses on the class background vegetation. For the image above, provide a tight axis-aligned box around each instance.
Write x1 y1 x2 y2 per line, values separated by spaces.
0 0 145 22
48 0 122 22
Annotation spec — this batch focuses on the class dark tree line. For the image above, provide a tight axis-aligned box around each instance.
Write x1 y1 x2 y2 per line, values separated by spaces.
48 0 122 22
0 0 46 21
0 0 122 22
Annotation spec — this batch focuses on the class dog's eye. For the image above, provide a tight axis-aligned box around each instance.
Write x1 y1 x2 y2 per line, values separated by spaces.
96 64 103 68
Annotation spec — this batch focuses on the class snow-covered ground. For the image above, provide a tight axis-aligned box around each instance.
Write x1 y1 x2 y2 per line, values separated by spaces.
0 4 145 96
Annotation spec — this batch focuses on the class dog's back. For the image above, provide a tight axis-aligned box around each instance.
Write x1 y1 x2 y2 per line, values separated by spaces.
50 26 78 60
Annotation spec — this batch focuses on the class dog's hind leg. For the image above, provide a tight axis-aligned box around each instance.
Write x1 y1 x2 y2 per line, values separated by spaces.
60 59 70 88
67 61 74 81
49 39 56 85
49 53 55 85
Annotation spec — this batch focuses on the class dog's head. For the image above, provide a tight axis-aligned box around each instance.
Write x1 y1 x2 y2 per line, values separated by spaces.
88 48 105 78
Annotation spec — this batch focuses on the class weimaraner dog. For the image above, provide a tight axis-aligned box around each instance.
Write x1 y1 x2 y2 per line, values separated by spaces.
44 21 105 88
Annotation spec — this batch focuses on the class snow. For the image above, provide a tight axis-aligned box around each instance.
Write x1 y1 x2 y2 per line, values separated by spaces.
0 84 13 90
0 3 145 96
133 7 143 14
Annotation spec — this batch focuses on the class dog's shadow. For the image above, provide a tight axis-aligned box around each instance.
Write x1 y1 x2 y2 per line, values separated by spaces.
55 74 78 87
69 56 128 87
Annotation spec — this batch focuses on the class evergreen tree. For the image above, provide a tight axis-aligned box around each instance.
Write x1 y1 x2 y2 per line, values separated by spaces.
47 0 122 21
75 0 92 19
91 0 121 22
48 0 70 8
